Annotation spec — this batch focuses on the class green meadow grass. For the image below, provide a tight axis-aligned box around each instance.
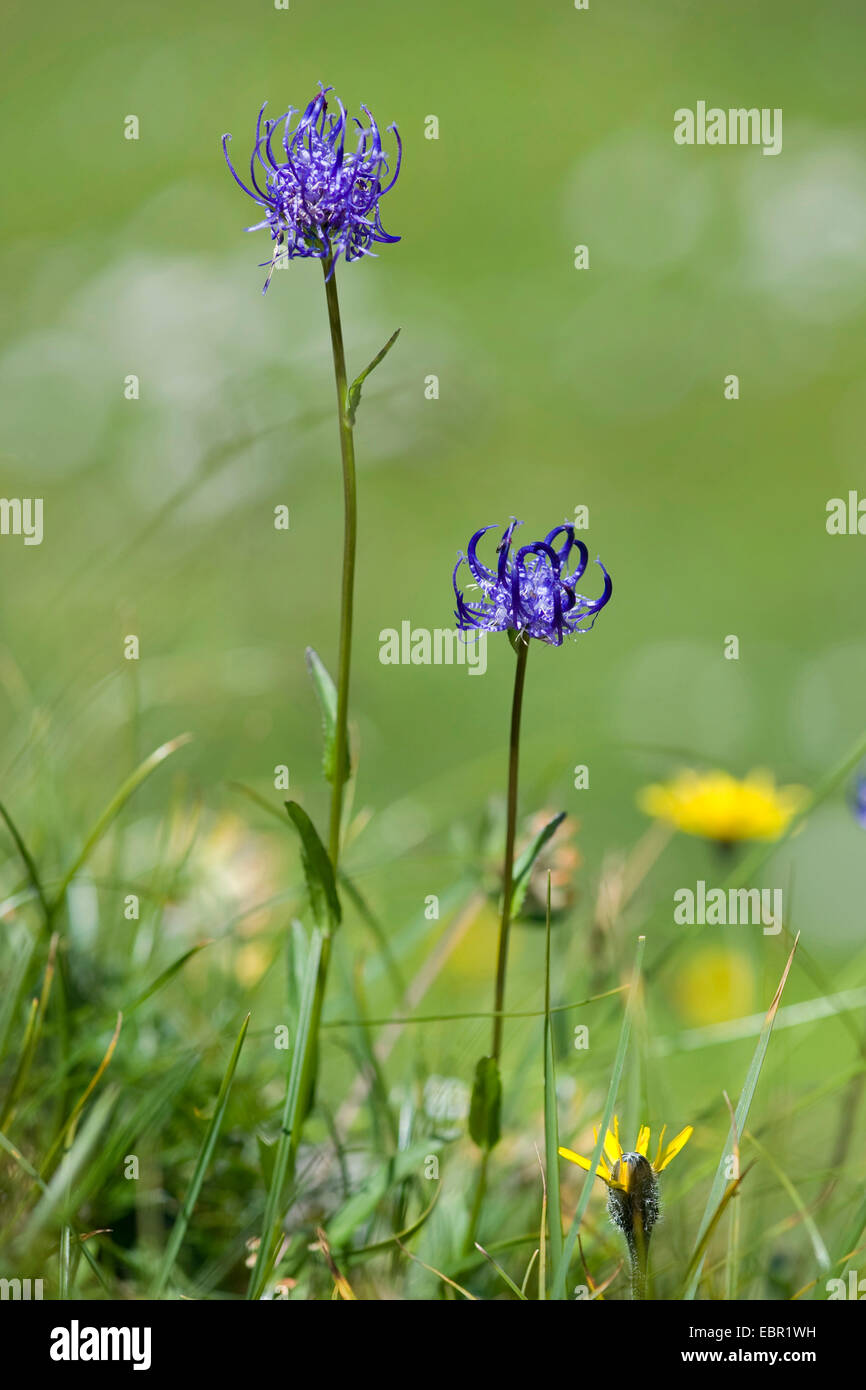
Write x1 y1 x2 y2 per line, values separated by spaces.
1 715 865 1300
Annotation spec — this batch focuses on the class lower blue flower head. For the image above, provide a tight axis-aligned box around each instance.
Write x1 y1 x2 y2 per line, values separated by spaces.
453 521 612 647
222 82 401 291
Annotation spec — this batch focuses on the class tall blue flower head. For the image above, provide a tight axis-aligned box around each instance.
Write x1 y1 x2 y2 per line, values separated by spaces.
453 520 612 647
222 83 402 292
852 772 866 828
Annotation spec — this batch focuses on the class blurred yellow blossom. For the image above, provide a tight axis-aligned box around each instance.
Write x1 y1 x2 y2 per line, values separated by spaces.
638 768 807 845
673 946 755 1026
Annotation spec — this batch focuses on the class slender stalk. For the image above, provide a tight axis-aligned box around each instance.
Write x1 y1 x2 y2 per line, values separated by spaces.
303 259 356 1112
463 1151 489 1257
491 634 529 1061
627 1223 649 1300
321 257 357 871
463 636 529 1257
249 262 356 1295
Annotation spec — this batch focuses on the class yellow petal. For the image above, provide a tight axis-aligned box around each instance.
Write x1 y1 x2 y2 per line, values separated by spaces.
657 1125 694 1171
635 1125 651 1157
558 1147 611 1182
558 1146 591 1171
604 1128 622 1165
652 1124 667 1170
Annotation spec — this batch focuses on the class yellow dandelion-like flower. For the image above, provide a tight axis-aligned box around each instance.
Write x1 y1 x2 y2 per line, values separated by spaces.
638 768 807 845
559 1115 693 1191
560 1117 694 1297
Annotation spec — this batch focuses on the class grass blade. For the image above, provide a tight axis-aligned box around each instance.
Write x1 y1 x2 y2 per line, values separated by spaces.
746 1128 831 1272
0 798 49 916
683 934 799 1298
543 876 564 1292
552 934 646 1300
680 1165 753 1295
248 927 323 1299
124 941 213 1014
41 1012 123 1176
475 1241 527 1299
50 734 192 917
152 1012 250 1296
24 1088 118 1242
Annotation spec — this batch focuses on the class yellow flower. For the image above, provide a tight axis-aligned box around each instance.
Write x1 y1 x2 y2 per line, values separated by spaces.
673 946 754 1026
559 1115 693 1191
638 768 807 844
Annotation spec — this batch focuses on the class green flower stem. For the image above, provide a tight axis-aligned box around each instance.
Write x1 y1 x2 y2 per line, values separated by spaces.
288 262 354 1121
627 1221 649 1300
463 1150 489 1257
491 633 529 1061
321 257 357 870
290 259 353 1149
462 635 529 1259
249 263 357 1297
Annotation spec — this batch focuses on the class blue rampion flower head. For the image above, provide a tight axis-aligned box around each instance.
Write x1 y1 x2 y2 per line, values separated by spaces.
453 520 612 647
851 772 866 828
222 82 401 291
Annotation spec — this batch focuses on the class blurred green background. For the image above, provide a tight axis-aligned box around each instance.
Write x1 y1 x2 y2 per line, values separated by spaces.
1 0 865 1298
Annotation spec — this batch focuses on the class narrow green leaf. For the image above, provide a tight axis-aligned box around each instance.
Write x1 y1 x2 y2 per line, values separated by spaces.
0 798 48 916
838 1188 866 1272
153 1013 250 1296
284 802 341 932
523 1246 540 1300
395 1238 477 1300
511 811 566 916
345 1185 442 1257
230 780 286 824
339 872 406 1004
0 931 36 1060
0 1127 47 1188
475 1241 527 1299
41 1012 123 1176
345 328 400 426
543 877 564 1291
469 1055 502 1151
746 1129 830 1272
319 983 625 1029
256 1133 277 1191
305 647 350 785
248 927 323 1300
50 733 192 917
24 1087 118 1241
327 1140 443 1249
124 941 212 1013
552 934 646 1300
683 934 799 1299
680 1166 753 1294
